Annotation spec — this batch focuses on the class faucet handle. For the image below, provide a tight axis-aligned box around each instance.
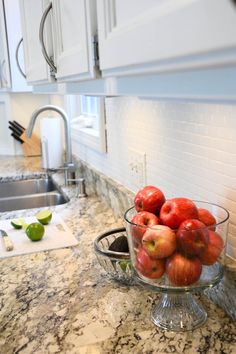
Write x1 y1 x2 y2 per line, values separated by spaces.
64 162 77 170
65 176 87 198
76 178 87 198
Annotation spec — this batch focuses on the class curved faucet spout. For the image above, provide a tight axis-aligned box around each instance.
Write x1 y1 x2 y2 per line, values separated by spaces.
25 104 73 165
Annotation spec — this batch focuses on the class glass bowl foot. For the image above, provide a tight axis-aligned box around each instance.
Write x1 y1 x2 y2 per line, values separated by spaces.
151 292 207 332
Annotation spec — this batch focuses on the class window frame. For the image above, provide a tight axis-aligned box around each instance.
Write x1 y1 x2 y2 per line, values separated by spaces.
65 95 107 153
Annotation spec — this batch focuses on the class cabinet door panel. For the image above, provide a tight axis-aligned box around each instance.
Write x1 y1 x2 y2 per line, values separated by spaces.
19 0 53 84
53 0 97 81
0 95 14 154
4 0 31 91
0 0 11 89
97 0 236 76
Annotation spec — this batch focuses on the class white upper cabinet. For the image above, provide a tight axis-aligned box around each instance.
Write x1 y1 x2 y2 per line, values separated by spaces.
52 0 98 82
19 0 54 85
19 0 98 85
3 0 31 91
97 0 236 76
17 0 236 100
0 0 11 89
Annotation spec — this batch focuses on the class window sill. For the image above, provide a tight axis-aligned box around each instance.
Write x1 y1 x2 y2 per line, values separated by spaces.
71 125 106 153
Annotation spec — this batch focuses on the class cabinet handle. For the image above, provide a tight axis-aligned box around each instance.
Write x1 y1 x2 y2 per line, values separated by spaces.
39 2 57 74
15 38 26 78
0 59 8 86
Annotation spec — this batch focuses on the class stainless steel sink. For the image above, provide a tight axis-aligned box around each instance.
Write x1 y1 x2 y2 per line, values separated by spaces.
0 177 59 198
0 177 69 212
0 192 69 212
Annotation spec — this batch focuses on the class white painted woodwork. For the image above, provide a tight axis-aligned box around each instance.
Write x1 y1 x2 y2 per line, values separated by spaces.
0 0 11 89
97 0 236 76
52 0 98 82
0 94 14 155
4 0 31 92
19 0 54 84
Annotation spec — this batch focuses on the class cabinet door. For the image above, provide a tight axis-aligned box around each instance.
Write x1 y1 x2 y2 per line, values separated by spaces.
0 95 14 155
97 0 236 76
52 0 98 82
3 0 31 92
0 0 11 89
19 0 54 85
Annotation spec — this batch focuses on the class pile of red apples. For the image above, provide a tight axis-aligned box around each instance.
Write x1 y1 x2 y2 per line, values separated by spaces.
130 185 224 286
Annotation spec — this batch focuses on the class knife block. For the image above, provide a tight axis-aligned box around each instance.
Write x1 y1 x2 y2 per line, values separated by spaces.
20 132 41 157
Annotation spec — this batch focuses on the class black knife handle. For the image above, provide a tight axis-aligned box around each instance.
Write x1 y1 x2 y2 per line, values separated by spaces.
9 121 24 135
13 120 25 131
11 133 24 144
8 126 15 133
8 125 22 137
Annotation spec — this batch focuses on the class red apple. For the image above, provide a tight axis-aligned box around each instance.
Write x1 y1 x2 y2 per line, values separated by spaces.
176 219 209 257
199 230 224 265
160 198 199 229
136 248 165 279
134 185 165 215
166 253 202 286
142 225 176 259
131 211 159 242
198 208 216 231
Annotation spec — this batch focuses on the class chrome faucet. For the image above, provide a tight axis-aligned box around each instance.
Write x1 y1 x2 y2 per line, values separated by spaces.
26 104 77 186
26 104 73 165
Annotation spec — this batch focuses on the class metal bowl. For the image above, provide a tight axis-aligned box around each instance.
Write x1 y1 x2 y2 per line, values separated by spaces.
94 227 135 284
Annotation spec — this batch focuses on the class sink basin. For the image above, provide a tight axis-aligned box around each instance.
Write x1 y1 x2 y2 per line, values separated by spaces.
0 177 59 198
0 192 69 212
0 177 69 212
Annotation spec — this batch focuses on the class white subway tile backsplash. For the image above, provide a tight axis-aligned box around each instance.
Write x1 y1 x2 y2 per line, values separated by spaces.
72 97 236 259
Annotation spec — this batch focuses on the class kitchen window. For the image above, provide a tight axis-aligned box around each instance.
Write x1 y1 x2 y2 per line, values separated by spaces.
65 95 107 153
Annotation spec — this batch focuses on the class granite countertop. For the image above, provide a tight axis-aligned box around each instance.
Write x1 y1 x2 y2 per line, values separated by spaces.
0 156 235 354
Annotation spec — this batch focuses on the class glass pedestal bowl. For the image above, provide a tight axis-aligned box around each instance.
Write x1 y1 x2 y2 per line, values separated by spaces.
124 201 229 332
94 227 134 285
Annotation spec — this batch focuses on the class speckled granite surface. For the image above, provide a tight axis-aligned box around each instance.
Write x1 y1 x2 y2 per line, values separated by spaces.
0 156 235 354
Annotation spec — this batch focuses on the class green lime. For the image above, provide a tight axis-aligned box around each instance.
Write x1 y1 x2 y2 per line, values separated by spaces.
119 260 130 272
26 222 45 241
36 209 52 225
22 223 29 231
11 218 25 229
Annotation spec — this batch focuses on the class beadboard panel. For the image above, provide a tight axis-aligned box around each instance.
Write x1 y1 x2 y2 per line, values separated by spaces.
71 97 236 259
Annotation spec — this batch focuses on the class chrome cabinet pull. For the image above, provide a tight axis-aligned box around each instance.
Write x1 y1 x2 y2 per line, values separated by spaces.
39 2 57 75
15 38 26 78
0 59 8 86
